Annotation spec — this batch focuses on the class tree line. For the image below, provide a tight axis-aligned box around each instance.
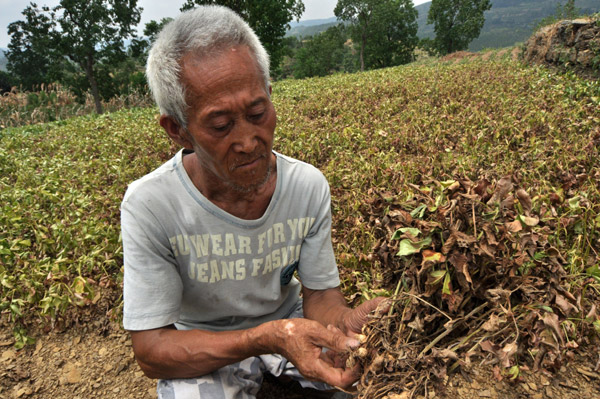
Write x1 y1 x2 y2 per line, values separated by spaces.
2 0 492 112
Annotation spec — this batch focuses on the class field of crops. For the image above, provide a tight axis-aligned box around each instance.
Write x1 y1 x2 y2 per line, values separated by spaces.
1 55 599 394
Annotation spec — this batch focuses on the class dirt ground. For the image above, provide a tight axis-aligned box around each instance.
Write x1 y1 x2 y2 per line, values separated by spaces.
1 324 599 399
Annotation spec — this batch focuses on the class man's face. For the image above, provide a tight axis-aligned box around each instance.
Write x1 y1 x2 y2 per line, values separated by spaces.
180 45 276 193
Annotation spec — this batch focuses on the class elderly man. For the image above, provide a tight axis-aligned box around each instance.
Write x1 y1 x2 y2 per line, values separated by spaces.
121 5 384 398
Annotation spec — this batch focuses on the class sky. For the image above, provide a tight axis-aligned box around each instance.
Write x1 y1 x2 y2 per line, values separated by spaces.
0 0 430 48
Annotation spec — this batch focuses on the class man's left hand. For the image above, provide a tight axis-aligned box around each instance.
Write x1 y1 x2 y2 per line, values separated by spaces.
342 296 390 335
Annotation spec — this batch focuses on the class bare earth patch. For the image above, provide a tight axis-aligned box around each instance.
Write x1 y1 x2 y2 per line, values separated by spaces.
1 324 599 399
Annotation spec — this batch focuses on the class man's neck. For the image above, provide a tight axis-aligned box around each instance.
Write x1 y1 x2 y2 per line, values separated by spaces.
182 152 278 220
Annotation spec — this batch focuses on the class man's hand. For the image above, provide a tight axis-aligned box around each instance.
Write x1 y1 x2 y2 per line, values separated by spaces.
266 318 361 388
342 296 390 335
298 287 391 387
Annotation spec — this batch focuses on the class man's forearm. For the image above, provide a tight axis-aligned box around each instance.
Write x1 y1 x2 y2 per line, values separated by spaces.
302 286 352 333
131 321 284 379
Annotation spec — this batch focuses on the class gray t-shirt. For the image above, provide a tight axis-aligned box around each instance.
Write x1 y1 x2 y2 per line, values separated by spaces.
121 150 340 331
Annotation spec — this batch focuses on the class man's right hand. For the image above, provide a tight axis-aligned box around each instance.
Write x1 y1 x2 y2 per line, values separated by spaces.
258 318 361 389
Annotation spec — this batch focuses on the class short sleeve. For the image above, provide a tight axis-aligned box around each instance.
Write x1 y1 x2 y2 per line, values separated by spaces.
121 197 183 331
296 177 340 290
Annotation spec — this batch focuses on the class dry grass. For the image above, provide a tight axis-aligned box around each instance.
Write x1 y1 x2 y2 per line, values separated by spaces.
0 84 154 129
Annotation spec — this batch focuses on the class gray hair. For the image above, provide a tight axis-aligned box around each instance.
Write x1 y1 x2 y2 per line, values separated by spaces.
146 5 271 129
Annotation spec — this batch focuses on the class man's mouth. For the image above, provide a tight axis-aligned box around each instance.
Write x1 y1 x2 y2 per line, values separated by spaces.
232 154 265 171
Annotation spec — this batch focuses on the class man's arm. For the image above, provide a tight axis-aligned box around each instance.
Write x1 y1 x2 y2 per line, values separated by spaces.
130 317 361 387
302 286 388 335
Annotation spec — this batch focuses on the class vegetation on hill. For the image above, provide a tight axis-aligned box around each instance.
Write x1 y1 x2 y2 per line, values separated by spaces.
1 55 598 391
0 84 153 129
6 0 143 114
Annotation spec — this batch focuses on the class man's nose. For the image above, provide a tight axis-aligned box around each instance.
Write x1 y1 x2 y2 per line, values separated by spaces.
231 120 259 153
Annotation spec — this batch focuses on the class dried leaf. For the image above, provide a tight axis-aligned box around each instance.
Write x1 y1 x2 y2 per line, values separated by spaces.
492 365 504 381
518 214 539 227
474 178 491 197
431 348 458 361
441 233 457 254
516 188 533 215
542 312 564 345
500 342 518 368
486 288 512 303
585 304 597 320
407 315 424 332
482 313 504 332
505 219 523 233
555 294 578 316
487 176 514 205
480 340 497 353
482 223 498 245
450 230 477 247
539 328 559 350
448 251 472 287
442 290 463 313
422 249 445 264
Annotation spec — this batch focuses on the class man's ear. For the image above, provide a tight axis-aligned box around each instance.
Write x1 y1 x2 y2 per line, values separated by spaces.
160 115 193 149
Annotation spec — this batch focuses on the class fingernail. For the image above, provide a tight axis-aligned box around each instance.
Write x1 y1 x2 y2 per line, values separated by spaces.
347 338 360 349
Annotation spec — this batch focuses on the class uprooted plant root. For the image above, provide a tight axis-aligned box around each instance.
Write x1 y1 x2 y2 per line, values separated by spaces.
348 176 600 399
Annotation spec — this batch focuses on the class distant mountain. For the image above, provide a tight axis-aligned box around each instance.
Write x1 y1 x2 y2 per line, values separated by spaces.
416 0 600 51
287 17 339 37
287 0 600 51
0 49 7 72
290 17 338 28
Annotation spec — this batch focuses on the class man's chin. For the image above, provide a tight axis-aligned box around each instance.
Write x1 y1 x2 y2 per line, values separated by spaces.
229 167 272 193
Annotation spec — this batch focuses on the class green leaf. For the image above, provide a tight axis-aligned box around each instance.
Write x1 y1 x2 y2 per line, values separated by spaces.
391 227 421 240
507 365 520 380
10 303 22 316
440 179 457 189
586 264 600 278
410 204 427 219
396 236 432 256
442 271 452 295
567 196 581 210
430 270 446 286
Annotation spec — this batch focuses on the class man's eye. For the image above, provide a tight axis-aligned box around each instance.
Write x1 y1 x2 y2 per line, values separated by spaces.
248 111 265 121
213 122 231 132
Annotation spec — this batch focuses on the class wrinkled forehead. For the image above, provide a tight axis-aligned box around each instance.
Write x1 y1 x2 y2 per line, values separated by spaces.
179 45 268 110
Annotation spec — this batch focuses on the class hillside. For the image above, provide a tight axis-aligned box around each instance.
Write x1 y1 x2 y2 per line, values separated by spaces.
1 51 599 398
417 0 600 50
287 18 340 38
287 0 600 51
